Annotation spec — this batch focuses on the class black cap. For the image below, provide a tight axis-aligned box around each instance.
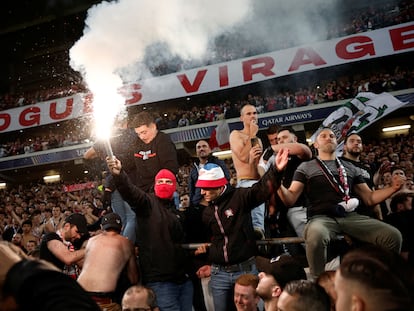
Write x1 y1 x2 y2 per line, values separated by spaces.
256 255 306 288
101 213 122 231
65 213 88 235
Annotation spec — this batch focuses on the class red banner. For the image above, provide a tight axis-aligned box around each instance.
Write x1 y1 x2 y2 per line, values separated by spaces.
62 181 96 193
1 22 413 133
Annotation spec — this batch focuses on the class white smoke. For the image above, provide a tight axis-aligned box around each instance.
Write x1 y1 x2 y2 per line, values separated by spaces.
69 0 254 140
69 0 392 128
69 0 252 121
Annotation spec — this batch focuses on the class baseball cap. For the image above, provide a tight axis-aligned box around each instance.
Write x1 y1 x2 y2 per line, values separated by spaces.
101 213 122 231
256 255 306 288
65 213 88 235
195 163 228 188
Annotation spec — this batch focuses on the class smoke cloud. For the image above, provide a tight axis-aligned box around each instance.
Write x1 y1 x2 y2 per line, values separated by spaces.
70 0 251 118
69 0 398 125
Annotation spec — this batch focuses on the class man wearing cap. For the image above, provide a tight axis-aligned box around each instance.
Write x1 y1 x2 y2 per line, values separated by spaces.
187 139 231 311
194 156 286 311
255 255 306 311
39 213 88 271
77 213 138 311
189 139 231 208
106 158 193 311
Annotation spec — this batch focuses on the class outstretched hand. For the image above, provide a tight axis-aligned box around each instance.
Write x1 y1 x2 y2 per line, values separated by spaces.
275 148 289 172
391 173 406 192
106 156 122 175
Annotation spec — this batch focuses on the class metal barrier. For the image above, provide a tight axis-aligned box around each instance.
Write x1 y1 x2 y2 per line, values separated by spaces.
181 237 305 250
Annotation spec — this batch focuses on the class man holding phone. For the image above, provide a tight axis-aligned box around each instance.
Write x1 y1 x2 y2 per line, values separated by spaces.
229 103 265 239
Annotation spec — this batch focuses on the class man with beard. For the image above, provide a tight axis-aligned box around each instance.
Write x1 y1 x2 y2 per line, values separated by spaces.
187 140 231 311
39 213 88 272
276 128 405 279
340 133 381 219
189 140 231 209
255 255 306 311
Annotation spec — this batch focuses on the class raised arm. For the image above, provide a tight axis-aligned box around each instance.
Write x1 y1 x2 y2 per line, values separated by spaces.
274 148 305 207
106 156 149 210
271 142 312 160
354 173 405 206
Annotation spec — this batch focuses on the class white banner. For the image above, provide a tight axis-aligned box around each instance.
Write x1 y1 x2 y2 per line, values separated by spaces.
310 92 408 152
1 22 413 133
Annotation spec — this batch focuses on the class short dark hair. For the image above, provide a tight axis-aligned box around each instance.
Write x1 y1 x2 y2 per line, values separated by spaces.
343 132 361 144
339 245 413 309
31 210 41 216
283 280 330 311
277 126 296 136
391 165 405 175
390 192 411 213
22 219 32 227
130 111 155 128
266 125 280 135
283 280 331 311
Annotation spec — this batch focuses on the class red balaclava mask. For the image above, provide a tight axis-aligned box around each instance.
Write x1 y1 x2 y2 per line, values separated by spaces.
154 169 177 200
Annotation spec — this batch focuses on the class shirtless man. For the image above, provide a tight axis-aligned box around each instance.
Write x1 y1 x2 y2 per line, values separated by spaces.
229 103 265 238
77 213 138 311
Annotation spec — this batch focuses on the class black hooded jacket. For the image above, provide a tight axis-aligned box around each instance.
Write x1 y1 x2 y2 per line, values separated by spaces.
113 170 189 284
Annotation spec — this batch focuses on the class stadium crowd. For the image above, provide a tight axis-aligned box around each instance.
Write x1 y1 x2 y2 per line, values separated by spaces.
1 2 414 310
1 64 414 158
1 130 412 239
1 0 413 111
0 128 413 310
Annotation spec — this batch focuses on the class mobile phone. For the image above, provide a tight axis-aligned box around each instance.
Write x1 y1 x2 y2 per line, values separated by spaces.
251 137 259 147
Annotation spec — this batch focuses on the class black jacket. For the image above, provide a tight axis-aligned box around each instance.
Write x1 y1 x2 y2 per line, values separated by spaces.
203 165 282 265
132 131 179 192
113 170 189 284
